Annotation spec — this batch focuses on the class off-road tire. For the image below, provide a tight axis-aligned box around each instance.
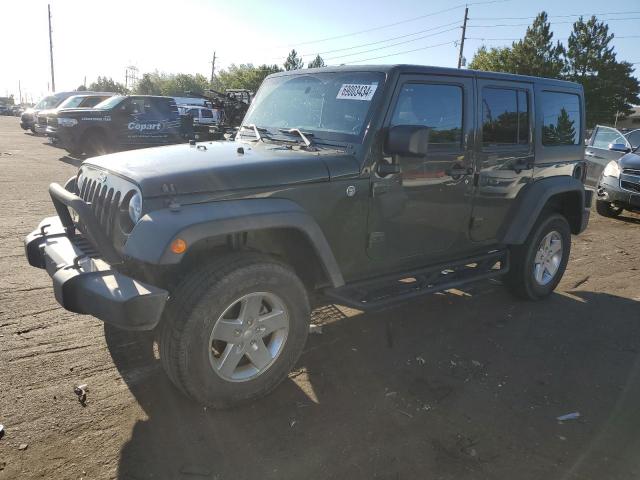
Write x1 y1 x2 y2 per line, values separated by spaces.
596 200 623 218
506 213 571 300
159 252 310 408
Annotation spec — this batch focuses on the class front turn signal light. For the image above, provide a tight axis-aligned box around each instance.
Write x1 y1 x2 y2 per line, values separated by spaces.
170 238 187 254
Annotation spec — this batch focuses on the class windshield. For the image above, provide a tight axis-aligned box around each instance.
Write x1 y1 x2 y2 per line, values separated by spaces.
94 95 125 110
35 95 61 110
242 71 384 142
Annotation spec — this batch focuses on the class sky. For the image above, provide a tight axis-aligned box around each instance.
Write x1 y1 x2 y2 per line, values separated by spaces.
2 0 639 103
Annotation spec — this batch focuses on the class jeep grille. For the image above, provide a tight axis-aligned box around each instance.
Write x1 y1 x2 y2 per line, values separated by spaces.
76 166 140 243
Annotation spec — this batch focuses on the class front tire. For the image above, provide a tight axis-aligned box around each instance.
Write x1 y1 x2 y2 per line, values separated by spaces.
160 253 310 408
506 213 571 300
596 200 623 218
83 130 110 157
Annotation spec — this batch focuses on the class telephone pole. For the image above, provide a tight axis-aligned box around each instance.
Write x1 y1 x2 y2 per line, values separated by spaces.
48 4 56 91
457 6 468 69
210 51 216 84
18 81 22 104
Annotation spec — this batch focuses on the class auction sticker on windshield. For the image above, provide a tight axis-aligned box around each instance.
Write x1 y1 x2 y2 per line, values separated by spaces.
336 83 378 101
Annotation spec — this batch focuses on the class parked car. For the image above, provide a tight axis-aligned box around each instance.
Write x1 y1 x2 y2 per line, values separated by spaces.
21 92 104 133
178 105 220 126
54 95 183 156
585 125 640 217
40 93 114 139
24 65 591 408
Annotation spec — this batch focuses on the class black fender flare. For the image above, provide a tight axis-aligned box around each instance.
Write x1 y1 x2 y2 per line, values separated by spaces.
501 176 591 244
123 198 345 287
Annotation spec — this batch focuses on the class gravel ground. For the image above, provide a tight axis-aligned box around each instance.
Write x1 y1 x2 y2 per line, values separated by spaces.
1 115 640 480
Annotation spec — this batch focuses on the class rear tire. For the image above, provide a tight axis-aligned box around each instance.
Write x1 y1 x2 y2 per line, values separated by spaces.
506 213 571 300
159 252 310 408
596 200 623 218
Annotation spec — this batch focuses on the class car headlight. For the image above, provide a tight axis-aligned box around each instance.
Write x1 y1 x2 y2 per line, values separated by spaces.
603 161 621 178
58 117 77 127
128 192 142 223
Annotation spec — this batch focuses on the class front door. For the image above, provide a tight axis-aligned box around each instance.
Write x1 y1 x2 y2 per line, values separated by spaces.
585 125 630 186
367 74 475 264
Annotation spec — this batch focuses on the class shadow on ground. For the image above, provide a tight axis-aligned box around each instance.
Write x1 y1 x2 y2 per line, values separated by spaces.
106 286 640 480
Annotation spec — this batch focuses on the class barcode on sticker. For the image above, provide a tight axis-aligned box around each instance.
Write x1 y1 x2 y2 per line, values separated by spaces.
336 83 378 101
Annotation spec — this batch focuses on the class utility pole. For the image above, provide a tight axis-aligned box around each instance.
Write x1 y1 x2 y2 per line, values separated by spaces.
457 6 468 69
210 51 216 84
18 81 22 104
48 4 56 91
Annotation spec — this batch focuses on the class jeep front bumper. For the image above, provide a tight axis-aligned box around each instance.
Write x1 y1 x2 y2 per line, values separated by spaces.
24 186 168 331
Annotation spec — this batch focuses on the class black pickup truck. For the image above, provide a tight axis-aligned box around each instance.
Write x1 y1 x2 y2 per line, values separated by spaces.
25 65 592 408
54 95 184 156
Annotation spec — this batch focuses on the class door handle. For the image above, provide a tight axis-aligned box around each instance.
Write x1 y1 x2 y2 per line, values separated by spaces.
585 151 596 157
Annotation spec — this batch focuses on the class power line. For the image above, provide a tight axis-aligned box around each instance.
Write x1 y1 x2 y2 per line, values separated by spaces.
466 34 640 41
467 17 640 28
274 0 511 48
472 10 640 20
339 40 457 65
298 20 461 58
323 26 460 62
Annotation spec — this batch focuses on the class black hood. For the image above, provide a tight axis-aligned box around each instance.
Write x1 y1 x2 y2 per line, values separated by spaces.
84 141 359 197
620 152 640 170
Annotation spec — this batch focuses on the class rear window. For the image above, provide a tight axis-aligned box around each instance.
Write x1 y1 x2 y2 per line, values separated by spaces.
541 92 581 146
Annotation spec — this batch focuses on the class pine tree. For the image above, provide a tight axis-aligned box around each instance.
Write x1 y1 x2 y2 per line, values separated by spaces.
469 11 563 78
510 12 564 78
283 49 304 71
564 16 640 126
307 55 325 69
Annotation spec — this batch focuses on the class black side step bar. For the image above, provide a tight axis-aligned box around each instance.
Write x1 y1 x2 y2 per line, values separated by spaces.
324 250 509 311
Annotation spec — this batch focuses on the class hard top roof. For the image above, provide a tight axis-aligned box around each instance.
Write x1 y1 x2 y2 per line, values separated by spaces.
271 64 581 90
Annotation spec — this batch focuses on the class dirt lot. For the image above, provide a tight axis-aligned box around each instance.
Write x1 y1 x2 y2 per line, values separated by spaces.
1 115 640 480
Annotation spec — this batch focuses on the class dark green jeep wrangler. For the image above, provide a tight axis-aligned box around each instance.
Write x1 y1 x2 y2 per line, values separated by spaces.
25 65 592 408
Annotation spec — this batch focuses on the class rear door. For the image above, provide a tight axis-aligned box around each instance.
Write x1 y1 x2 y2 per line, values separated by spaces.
470 79 534 242
585 126 630 186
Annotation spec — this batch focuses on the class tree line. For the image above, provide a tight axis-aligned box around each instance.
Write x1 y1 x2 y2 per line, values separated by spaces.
81 12 638 128
469 11 639 127
80 49 319 99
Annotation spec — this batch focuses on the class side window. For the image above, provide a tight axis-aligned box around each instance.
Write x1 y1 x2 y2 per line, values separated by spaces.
481 88 528 146
128 98 146 114
82 97 104 108
390 83 463 147
592 127 626 149
201 109 213 118
188 108 199 118
541 91 581 146
625 130 640 149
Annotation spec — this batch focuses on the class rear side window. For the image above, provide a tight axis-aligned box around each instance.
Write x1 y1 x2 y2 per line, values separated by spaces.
201 109 213 118
541 92 581 146
482 88 529 146
390 83 463 147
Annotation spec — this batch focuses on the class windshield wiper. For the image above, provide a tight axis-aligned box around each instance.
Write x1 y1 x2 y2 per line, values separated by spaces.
239 124 270 142
278 128 317 150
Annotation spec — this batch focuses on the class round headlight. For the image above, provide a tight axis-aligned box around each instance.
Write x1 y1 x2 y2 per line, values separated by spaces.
603 161 621 178
128 192 142 223
76 171 85 192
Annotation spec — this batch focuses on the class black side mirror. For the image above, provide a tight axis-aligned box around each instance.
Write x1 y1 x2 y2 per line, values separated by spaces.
385 125 431 157
608 143 631 153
